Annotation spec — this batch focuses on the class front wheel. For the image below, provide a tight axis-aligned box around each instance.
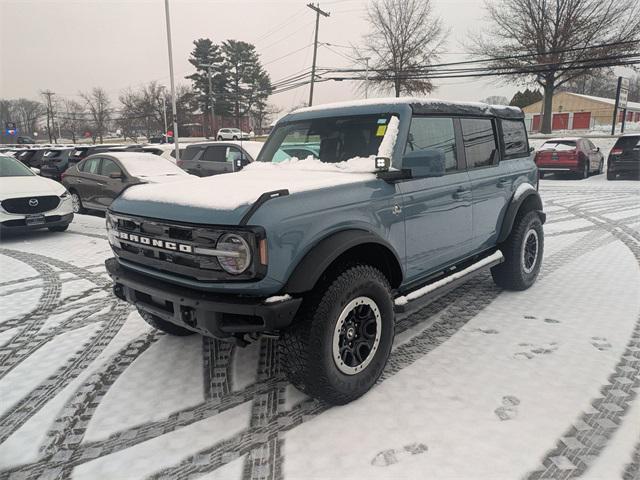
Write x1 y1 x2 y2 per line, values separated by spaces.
70 191 85 214
597 159 604 174
491 210 544 291
580 162 589 179
280 265 394 405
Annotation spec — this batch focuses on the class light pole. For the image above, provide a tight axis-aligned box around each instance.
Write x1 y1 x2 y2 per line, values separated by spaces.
164 0 180 160
199 64 215 138
160 86 168 139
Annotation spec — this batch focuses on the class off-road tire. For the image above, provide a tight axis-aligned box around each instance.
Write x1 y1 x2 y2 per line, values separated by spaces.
137 308 195 336
607 171 616 181
279 265 394 405
48 225 69 232
491 210 544 291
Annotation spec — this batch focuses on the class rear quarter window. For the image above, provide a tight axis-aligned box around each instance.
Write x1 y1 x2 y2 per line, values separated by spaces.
500 119 528 157
182 147 202 161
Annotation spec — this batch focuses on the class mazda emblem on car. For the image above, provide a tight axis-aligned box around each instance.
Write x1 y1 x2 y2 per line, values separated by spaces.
29 198 39 207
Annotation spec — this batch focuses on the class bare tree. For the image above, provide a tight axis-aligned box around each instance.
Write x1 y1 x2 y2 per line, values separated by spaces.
470 0 640 133
357 0 447 97
60 99 87 143
1 99 45 141
80 87 111 143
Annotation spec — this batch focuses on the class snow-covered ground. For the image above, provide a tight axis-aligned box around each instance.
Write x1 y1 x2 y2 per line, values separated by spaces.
0 144 638 479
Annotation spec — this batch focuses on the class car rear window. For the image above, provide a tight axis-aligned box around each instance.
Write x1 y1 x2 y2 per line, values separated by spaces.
613 136 640 152
42 150 72 164
500 119 528 156
540 141 576 151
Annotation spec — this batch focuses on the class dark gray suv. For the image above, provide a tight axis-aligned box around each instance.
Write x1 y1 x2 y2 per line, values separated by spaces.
106 98 545 404
177 141 263 177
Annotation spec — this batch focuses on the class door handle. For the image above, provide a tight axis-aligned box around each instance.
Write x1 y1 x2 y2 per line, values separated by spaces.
453 187 470 200
497 178 509 187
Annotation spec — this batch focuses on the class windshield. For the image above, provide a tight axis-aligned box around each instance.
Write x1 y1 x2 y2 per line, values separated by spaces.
260 114 392 164
0 156 35 177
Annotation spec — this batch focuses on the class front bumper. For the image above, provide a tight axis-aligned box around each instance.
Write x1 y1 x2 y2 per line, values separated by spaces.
105 257 302 339
0 212 73 232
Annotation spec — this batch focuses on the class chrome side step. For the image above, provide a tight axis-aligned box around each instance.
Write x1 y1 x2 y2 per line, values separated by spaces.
394 251 504 315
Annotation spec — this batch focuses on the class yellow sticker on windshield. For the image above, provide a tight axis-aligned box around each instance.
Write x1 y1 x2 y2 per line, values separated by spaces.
376 125 387 137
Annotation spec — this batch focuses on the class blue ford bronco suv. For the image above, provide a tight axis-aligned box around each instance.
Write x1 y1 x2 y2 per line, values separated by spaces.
105 98 545 404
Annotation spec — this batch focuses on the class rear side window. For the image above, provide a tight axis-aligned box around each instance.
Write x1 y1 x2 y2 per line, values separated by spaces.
182 147 202 161
80 158 101 174
406 117 458 172
460 118 498 169
203 146 227 162
500 120 528 157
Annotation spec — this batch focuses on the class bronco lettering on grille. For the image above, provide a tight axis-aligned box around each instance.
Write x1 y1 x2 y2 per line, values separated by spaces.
115 231 193 253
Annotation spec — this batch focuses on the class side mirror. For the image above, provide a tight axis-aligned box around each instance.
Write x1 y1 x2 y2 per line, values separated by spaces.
233 158 244 172
596 147 600 152
109 172 123 179
402 149 445 178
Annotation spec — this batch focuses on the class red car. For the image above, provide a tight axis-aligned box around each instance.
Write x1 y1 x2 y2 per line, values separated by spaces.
535 137 604 179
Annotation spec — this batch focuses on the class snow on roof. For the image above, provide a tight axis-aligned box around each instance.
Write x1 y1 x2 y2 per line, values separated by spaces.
569 92 640 111
107 152 188 177
290 96 523 119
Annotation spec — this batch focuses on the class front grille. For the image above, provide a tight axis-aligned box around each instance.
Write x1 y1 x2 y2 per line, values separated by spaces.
1 196 60 214
110 213 264 282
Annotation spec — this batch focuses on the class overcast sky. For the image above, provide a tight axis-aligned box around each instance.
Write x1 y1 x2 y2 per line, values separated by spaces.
0 0 627 114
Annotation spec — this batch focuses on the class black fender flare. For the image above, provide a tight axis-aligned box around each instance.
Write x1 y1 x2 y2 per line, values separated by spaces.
497 187 546 243
283 229 403 294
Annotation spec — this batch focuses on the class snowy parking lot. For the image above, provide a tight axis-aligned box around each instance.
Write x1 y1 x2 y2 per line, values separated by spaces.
0 173 639 480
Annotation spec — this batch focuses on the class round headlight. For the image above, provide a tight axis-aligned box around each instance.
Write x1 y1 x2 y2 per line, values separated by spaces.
217 233 252 274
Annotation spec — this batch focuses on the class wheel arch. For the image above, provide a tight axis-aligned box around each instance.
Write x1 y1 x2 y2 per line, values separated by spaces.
497 188 545 243
283 229 404 294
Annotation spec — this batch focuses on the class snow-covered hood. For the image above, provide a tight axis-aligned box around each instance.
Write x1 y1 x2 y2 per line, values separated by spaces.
0 175 66 200
111 158 379 225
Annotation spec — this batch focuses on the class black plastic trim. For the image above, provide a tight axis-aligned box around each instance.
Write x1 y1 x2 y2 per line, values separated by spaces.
239 189 289 226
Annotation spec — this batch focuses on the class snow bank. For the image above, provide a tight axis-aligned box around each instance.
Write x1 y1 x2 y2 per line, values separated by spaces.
121 117 401 210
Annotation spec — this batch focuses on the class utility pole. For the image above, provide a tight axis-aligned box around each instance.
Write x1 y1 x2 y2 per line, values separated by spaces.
41 90 56 143
164 0 180 160
361 56 371 99
199 64 216 138
307 3 330 107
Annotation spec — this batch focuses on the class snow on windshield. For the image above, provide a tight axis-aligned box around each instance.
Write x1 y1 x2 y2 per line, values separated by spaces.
115 153 188 177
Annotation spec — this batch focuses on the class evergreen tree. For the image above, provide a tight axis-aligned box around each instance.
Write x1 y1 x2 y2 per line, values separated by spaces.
185 39 226 129
509 89 542 108
221 40 272 128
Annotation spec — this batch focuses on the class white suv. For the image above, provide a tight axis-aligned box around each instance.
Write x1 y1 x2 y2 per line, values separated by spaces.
216 128 250 141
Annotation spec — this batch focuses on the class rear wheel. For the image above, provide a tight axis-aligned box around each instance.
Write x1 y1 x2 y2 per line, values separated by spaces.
580 162 589 179
217 136 223 141
280 264 394 405
137 308 195 336
70 191 85 214
491 210 544 291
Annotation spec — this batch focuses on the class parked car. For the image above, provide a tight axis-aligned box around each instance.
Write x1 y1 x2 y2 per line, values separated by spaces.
17 136 36 144
177 141 262 176
216 128 250 141
13 148 47 168
105 98 545 404
39 147 74 181
68 145 124 165
0 155 73 234
141 144 184 164
534 137 603 179
62 152 191 213
607 134 640 180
